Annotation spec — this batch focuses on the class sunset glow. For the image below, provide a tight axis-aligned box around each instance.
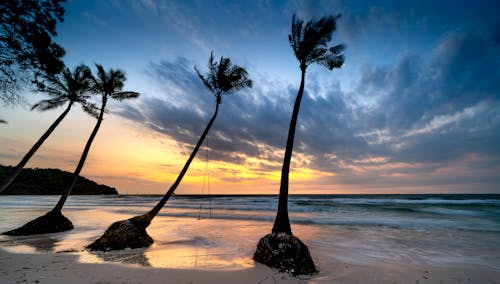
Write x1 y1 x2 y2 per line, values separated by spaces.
1 0 499 194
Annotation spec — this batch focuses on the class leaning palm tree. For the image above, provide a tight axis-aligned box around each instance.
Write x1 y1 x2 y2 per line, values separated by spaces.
254 14 345 275
87 52 252 251
3 64 139 236
0 64 93 194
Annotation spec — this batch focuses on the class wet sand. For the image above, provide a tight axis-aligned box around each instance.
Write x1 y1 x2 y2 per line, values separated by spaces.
2 248 499 284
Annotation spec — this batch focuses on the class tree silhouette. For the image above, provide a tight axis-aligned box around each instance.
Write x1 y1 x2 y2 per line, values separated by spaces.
87 52 252 251
254 14 345 275
0 64 93 194
0 0 66 105
3 64 139 236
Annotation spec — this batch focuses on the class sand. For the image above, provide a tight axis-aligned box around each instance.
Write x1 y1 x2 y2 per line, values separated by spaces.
1 248 499 284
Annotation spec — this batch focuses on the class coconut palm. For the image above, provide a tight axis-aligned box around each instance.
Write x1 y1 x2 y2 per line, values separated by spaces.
87 52 252 251
254 14 345 275
0 64 92 194
3 64 139 236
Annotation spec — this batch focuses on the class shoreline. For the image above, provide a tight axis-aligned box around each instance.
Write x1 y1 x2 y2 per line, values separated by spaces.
0 248 299 284
2 248 499 284
1 195 499 283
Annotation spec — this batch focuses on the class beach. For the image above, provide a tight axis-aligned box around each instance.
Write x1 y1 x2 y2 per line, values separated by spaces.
2 247 499 283
1 195 499 283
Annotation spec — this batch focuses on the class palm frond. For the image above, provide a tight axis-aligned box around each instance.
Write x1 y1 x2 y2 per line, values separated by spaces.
329 44 345 55
110 91 140 101
196 51 252 99
318 54 345 70
195 66 215 93
36 64 93 110
90 64 140 102
288 14 344 70
31 97 67 111
81 102 100 118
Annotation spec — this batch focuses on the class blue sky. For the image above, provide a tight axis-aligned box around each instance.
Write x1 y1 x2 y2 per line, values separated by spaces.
1 0 499 194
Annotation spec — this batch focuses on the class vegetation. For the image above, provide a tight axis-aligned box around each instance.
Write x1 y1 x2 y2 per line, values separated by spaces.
2 3 347 277
0 165 117 195
3 64 139 236
50 64 139 213
87 52 252 251
0 0 66 105
254 14 345 275
0 64 93 194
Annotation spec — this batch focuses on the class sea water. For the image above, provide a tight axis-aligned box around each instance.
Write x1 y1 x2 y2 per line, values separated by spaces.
0 194 499 272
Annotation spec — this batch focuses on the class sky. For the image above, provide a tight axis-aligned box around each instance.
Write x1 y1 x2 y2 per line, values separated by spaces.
1 0 499 194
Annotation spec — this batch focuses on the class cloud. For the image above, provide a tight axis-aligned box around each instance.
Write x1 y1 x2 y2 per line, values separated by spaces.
115 55 368 169
354 27 500 169
115 25 500 191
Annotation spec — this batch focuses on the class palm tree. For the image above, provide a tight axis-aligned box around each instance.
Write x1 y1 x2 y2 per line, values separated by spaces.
50 64 140 213
254 14 345 275
0 64 92 194
3 64 139 236
87 52 252 251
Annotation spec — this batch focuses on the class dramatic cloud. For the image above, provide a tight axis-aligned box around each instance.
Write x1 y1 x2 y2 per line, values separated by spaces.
115 23 500 193
2 0 499 194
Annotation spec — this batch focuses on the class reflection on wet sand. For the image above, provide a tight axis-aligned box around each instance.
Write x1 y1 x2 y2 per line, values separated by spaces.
145 243 254 270
0 234 59 253
82 238 255 270
84 248 152 266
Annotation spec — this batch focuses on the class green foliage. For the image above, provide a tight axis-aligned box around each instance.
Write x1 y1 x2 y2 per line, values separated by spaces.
0 165 118 195
0 0 66 105
195 51 253 100
289 14 345 71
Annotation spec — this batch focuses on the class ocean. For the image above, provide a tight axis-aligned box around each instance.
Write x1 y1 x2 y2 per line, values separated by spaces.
1 194 499 276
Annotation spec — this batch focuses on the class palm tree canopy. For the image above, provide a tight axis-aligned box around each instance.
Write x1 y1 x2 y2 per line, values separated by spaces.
32 64 92 111
289 14 345 70
91 64 140 101
195 52 253 98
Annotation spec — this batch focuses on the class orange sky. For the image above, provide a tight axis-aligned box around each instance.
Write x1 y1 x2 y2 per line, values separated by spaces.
2 1 499 195
0 102 337 195
3 102 494 195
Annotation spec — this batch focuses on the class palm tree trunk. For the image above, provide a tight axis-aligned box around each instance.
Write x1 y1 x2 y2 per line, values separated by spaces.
141 98 221 223
0 102 74 194
52 96 107 212
272 69 306 234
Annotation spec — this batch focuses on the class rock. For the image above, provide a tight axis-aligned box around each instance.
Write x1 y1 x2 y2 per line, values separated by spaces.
86 216 153 251
254 233 316 276
2 210 74 236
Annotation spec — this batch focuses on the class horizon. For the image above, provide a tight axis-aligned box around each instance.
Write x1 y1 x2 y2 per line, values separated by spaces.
1 0 499 195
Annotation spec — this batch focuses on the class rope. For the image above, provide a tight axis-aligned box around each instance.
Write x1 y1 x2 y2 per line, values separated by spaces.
197 134 212 219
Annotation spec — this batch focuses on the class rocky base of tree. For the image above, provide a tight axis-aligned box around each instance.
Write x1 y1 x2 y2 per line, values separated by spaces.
254 233 316 276
2 210 74 236
86 216 153 251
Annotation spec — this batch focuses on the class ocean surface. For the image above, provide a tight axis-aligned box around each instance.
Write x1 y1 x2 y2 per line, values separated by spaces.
0 194 499 276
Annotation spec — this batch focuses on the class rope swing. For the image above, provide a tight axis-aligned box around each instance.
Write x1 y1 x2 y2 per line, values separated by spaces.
197 134 212 219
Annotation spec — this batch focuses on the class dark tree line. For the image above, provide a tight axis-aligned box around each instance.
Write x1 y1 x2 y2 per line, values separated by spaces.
0 165 118 195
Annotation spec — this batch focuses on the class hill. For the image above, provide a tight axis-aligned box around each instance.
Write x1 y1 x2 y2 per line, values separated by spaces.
0 165 118 195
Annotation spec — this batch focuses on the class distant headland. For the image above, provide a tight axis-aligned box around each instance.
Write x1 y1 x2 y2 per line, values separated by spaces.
0 165 118 195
